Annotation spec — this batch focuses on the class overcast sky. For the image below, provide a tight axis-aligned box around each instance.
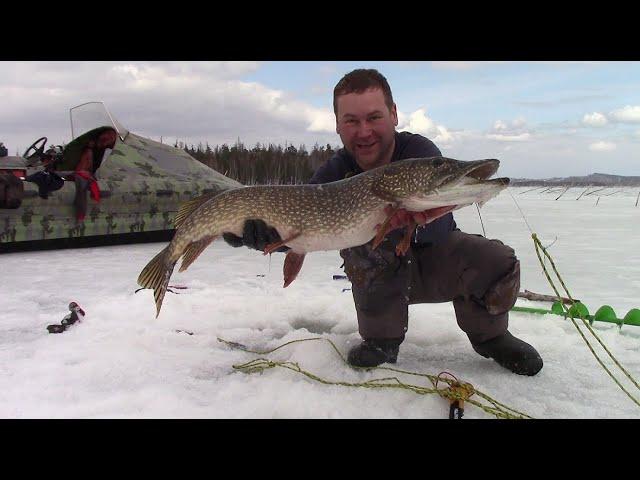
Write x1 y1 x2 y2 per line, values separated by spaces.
1 61 639 179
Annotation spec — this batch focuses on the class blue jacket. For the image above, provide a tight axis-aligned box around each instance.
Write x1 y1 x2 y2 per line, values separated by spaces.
309 131 457 246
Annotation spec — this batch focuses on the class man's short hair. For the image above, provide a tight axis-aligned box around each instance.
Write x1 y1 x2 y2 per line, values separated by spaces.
333 69 394 115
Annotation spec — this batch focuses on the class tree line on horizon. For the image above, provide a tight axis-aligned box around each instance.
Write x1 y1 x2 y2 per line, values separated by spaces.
175 139 339 185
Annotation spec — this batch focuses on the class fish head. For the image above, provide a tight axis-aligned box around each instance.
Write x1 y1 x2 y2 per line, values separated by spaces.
371 157 509 211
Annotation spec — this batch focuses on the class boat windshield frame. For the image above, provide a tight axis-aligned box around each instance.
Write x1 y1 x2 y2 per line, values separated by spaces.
69 101 129 142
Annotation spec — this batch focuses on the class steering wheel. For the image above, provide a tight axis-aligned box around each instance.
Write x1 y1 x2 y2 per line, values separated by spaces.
23 136 48 160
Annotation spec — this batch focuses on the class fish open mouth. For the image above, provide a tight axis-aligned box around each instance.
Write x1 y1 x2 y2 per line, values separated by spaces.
459 159 510 187
397 157 511 214
410 158 510 213
466 160 499 180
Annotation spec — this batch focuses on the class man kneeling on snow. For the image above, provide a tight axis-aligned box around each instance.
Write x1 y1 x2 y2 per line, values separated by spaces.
223 69 543 376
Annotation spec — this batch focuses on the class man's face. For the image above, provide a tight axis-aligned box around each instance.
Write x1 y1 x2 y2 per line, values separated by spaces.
98 130 117 149
335 87 398 171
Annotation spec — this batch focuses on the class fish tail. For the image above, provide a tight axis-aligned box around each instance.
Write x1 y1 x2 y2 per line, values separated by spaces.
137 245 177 318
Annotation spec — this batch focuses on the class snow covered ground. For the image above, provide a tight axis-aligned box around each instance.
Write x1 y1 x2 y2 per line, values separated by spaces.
1 186 639 419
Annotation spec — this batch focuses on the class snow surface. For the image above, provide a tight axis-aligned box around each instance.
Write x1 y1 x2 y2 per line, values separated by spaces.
1 187 639 419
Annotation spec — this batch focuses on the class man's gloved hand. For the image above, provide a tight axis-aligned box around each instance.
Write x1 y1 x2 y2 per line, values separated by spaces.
222 219 290 252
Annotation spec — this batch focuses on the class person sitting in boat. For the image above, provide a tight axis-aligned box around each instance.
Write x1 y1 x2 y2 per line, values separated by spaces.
93 129 118 171
74 139 100 222
73 129 117 221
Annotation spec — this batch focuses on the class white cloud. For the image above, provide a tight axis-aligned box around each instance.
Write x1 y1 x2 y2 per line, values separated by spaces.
3 61 640 178
433 126 454 144
487 117 531 141
582 112 608 127
396 110 407 127
491 118 528 132
401 109 435 132
109 64 165 90
486 133 531 142
397 108 453 144
609 105 640 123
494 120 508 131
306 109 335 133
0 61 341 152
512 117 527 128
589 141 616 151
443 130 639 178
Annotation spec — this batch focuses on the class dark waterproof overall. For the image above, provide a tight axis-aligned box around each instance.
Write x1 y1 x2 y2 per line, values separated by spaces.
309 132 520 345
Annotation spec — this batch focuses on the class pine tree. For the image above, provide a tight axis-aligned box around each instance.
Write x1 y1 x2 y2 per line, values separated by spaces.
182 138 338 185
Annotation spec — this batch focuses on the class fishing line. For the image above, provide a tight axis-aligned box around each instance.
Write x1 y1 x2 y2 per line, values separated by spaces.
507 184 558 258
507 184 640 406
504 183 553 265
475 203 487 237
532 234 640 407
504 182 536 236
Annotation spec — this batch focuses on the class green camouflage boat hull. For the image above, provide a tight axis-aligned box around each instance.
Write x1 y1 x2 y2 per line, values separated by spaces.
0 132 242 250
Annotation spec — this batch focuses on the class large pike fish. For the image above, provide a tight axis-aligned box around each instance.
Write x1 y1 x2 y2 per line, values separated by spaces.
138 156 509 316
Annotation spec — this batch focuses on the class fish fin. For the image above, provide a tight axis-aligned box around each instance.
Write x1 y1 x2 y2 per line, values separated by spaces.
395 221 416 257
137 246 177 318
372 207 399 250
264 232 301 255
180 235 217 272
283 252 306 287
174 192 218 229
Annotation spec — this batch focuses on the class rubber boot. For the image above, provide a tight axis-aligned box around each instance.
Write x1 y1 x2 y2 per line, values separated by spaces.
347 337 403 368
472 331 543 376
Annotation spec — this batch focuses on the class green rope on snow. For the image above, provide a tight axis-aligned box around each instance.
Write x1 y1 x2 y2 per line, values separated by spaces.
217 336 532 419
531 233 640 408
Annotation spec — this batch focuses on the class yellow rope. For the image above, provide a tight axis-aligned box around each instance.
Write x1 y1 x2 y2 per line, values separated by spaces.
218 336 532 419
531 233 640 407
436 371 475 418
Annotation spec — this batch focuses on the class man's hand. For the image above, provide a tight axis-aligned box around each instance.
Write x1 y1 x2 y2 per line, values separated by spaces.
222 219 290 252
382 204 456 231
